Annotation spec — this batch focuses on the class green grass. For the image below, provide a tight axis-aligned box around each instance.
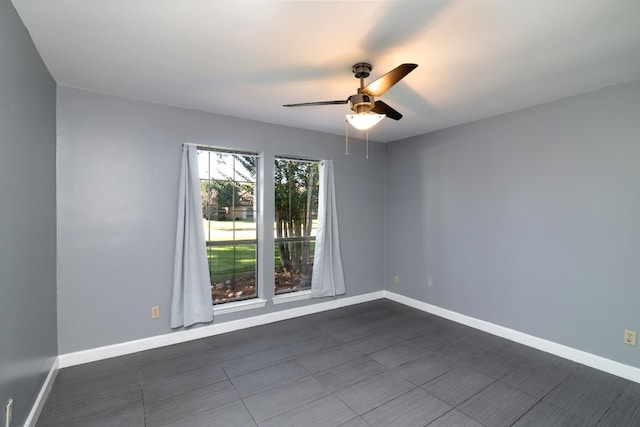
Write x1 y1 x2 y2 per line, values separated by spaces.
207 242 316 282
207 244 256 282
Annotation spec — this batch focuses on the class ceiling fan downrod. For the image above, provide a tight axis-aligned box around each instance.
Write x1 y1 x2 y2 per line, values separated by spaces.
351 63 374 114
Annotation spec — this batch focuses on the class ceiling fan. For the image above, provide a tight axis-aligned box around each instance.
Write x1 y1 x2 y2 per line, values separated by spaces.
283 62 418 130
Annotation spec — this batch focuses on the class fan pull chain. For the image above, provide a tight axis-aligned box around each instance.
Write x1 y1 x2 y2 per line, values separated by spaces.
345 119 350 155
366 131 369 159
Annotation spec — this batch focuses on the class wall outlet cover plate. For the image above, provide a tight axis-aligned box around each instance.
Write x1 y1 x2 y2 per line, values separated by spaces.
623 329 637 346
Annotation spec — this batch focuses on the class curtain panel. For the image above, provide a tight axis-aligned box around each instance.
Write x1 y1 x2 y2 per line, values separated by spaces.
311 159 346 297
170 145 213 328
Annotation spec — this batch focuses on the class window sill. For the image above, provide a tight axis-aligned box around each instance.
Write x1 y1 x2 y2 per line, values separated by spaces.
213 298 267 315
272 290 312 305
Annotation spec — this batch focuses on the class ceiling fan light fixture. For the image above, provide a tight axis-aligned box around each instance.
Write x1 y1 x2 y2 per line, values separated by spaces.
346 113 385 130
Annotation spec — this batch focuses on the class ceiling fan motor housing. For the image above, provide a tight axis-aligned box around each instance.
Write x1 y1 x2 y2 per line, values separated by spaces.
349 92 374 114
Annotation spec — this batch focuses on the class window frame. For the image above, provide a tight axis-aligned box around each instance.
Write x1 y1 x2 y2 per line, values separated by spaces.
196 145 262 308
273 155 320 298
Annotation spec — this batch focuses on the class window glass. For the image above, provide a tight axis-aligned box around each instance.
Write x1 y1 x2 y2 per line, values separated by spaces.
198 148 259 304
274 158 319 294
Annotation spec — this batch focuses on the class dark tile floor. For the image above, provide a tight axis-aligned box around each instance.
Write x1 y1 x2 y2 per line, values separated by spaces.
37 300 640 426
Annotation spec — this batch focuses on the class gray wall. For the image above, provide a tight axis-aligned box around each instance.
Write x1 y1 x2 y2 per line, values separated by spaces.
56 86 385 353
0 0 57 424
385 79 640 367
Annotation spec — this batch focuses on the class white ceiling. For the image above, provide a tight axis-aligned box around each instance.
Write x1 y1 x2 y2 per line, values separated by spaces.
12 0 640 142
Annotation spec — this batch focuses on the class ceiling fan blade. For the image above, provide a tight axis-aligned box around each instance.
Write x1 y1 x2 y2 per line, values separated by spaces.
362 63 418 97
283 100 348 107
371 100 403 121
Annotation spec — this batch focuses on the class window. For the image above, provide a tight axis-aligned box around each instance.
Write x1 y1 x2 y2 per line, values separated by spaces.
198 148 259 305
274 157 319 294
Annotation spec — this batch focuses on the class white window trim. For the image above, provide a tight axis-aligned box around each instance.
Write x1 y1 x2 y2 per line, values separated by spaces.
197 145 262 308
272 289 312 305
213 298 267 315
273 156 319 299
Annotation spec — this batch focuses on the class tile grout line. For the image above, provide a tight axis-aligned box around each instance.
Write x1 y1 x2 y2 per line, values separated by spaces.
226 368 260 427
506 395 543 427
593 391 623 427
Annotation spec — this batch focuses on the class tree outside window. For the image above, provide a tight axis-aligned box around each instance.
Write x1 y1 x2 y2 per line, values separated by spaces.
274 158 319 294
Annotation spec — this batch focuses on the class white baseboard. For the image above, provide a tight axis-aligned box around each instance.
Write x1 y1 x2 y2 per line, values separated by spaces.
383 291 640 384
24 356 59 427
58 291 384 368
56 289 639 385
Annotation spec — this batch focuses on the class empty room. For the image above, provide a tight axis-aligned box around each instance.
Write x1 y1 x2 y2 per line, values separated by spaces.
1 0 640 426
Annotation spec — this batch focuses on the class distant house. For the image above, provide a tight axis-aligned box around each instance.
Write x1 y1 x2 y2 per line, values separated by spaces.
223 187 254 221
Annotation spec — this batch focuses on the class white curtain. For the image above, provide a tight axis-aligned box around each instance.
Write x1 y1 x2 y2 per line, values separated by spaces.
170 145 213 328
311 160 346 297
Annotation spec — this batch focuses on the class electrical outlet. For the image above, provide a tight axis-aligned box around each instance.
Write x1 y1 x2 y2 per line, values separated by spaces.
5 399 13 427
393 275 399 285
624 329 637 346
151 306 160 319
